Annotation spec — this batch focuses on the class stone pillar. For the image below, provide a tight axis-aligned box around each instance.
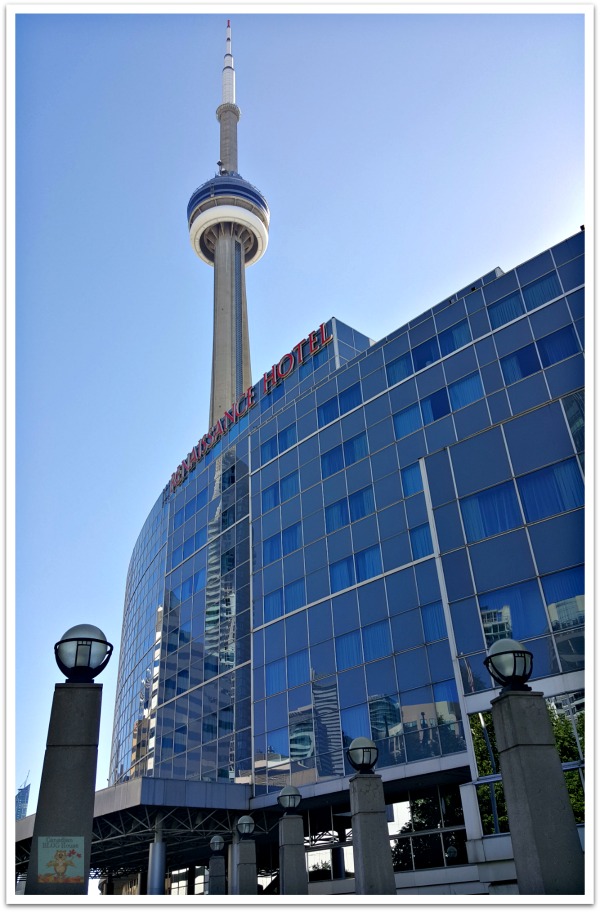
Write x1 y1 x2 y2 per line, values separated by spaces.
25 684 102 895
349 773 396 895
236 840 257 895
147 815 166 895
491 690 584 894
209 855 227 895
279 814 308 894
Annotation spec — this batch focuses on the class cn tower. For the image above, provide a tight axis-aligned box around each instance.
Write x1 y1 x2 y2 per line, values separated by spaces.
187 21 270 427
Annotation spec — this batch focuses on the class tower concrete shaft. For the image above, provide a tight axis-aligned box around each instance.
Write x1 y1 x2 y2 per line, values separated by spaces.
188 21 269 429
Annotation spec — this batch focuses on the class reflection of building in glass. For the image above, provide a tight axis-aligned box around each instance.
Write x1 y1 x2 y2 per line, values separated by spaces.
480 605 512 643
547 595 584 630
312 676 344 779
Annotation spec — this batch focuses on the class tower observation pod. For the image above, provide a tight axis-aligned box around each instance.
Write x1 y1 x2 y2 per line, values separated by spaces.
187 21 270 427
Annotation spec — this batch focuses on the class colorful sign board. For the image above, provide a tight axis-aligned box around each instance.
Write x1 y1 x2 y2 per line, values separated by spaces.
37 836 85 884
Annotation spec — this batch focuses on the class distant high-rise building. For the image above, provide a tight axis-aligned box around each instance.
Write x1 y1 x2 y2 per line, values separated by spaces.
16 782 30 821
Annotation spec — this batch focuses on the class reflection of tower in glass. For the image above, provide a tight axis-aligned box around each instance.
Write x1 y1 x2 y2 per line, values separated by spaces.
480 604 512 645
204 449 249 679
311 674 344 778
368 694 404 765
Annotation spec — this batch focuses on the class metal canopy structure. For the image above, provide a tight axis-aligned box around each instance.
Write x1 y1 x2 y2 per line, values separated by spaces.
15 767 472 882
15 777 270 878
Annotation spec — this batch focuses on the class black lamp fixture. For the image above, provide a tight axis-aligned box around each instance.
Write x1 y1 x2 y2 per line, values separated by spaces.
346 736 379 774
278 785 301 813
484 638 533 692
237 815 255 838
54 624 113 683
210 835 224 854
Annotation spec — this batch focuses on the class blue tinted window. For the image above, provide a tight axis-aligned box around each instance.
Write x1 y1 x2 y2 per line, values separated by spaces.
410 523 433 559
279 471 299 502
260 479 281 513
336 630 362 670
517 458 584 523
321 445 344 478
171 545 183 568
522 271 561 310
344 432 368 466
174 507 184 530
339 382 362 414
349 485 375 521
439 319 471 356
401 462 423 496
265 658 286 696
285 578 306 613
326 498 350 533
263 533 281 564
537 325 579 368
422 601 446 641
448 371 484 410
261 436 278 463
478 579 548 646
541 566 584 629
460 481 521 542
355 544 382 582
393 403 422 439
318 397 339 428
387 352 413 386
282 522 302 555
330 556 355 593
287 649 310 688
278 424 297 452
500 344 541 385
264 589 283 622
421 388 451 424
488 291 524 329
413 337 441 371
362 620 392 661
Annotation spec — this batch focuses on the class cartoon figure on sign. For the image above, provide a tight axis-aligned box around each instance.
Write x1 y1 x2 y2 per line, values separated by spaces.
46 850 75 881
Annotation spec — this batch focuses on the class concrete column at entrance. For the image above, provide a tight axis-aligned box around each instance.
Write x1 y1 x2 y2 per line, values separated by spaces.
279 814 308 894
147 815 166 895
491 690 584 894
209 855 227 894
331 826 346 879
349 773 396 894
227 834 238 894
186 866 196 895
24 684 102 896
236 840 257 894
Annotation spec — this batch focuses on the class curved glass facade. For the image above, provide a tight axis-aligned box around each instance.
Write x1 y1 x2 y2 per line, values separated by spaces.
110 231 585 809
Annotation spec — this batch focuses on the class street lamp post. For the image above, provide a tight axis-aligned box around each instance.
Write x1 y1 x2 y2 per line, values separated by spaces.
484 638 584 894
234 815 257 894
278 786 308 894
24 625 113 895
347 737 396 894
208 835 227 895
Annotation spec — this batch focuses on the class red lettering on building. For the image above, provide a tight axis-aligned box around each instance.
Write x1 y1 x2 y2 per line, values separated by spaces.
277 352 295 379
169 323 331 492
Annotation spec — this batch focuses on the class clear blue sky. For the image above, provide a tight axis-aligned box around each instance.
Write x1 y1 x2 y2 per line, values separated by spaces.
13 7 585 815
